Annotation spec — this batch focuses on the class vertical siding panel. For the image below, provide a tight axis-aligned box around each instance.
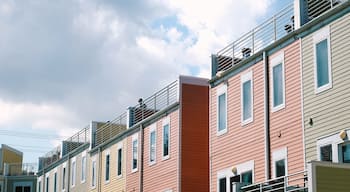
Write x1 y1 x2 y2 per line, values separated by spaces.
181 83 209 192
302 13 350 162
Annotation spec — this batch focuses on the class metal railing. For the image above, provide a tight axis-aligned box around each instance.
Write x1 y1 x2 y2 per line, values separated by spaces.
39 126 90 170
240 171 308 192
94 114 127 147
214 4 294 75
3 163 37 176
94 80 179 147
129 80 179 126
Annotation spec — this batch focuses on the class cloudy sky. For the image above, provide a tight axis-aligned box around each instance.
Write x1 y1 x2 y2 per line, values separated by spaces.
0 0 292 163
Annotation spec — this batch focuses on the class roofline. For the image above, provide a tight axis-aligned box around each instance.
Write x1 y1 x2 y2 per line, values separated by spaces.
1 144 23 156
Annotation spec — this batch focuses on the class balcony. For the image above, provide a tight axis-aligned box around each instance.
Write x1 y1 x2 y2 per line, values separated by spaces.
39 126 90 170
94 80 179 148
212 0 348 77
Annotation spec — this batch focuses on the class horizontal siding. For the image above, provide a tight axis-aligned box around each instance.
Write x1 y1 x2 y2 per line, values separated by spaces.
100 140 126 192
210 62 266 191
302 12 350 162
269 40 305 176
143 110 179 192
126 131 140 192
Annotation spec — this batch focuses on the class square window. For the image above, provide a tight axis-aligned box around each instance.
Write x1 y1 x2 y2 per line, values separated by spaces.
275 159 286 177
241 170 253 185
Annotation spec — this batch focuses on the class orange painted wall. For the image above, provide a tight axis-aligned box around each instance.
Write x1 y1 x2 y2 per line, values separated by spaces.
181 83 209 192
210 62 266 191
269 40 304 176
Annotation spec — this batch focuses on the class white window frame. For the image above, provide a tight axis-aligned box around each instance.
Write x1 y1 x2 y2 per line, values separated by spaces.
272 147 288 178
162 117 170 160
38 177 42 192
131 133 139 173
45 173 50 192
71 157 76 187
241 71 254 125
91 156 97 189
217 84 228 135
53 168 57 192
149 123 157 165
81 151 87 183
313 25 332 94
105 149 111 183
62 162 66 192
217 160 255 192
116 142 123 178
316 130 350 163
271 52 286 112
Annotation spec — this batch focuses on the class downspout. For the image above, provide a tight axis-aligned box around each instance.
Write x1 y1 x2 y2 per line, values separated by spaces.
263 51 271 180
139 124 144 192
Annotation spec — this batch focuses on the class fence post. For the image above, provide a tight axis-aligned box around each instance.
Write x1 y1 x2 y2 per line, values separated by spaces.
273 16 277 41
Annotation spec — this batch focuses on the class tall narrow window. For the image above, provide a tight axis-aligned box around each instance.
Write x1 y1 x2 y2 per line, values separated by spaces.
71 160 76 187
149 126 156 164
54 172 57 192
132 135 138 172
117 147 122 176
92 160 96 187
313 26 332 93
271 53 285 111
241 71 253 124
217 85 227 134
105 153 110 182
81 156 86 183
62 167 66 190
45 176 49 192
219 177 226 192
340 143 350 163
38 181 41 192
162 123 170 159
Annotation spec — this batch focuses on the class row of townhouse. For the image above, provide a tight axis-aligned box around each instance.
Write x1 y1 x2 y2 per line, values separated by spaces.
36 0 350 192
36 76 210 192
210 0 350 191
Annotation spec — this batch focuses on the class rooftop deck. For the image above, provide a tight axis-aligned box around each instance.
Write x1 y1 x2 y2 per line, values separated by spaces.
212 0 348 77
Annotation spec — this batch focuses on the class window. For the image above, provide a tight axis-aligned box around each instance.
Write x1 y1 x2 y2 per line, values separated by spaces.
340 143 350 163
132 134 138 172
71 160 76 187
275 159 286 177
241 71 253 124
218 177 226 192
81 156 86 183
162 119 170 159
271 52 285 111
14 185 31 192
117 146 122 177
313 26 332 93
45 176 49 192
38 181 41 192
62 167 66 190
272 148 288 178
149 125 156 164
320 144 332 162
91 160 96 188
105 153 110 182
217 85 227 134
54 172 57 192
241 170 253 185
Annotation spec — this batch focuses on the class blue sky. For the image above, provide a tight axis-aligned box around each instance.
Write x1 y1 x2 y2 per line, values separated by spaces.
0 0 294 164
